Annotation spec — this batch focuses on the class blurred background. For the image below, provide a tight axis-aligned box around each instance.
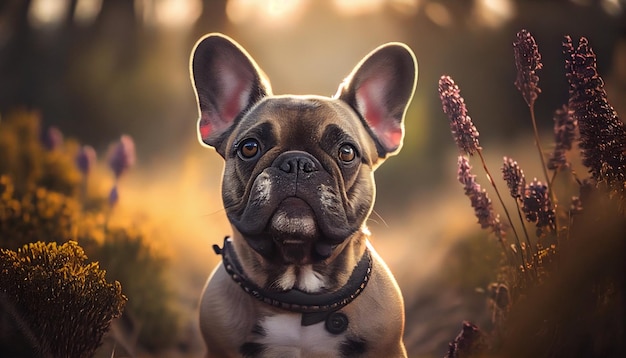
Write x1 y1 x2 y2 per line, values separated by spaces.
0 0 624 357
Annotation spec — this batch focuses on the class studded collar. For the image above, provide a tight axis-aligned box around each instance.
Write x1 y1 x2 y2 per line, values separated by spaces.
213 237 372 327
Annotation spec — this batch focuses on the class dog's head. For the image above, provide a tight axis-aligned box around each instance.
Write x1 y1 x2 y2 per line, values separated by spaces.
191 34 416 266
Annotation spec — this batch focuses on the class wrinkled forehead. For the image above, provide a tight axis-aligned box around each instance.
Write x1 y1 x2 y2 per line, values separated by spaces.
237 95 370 144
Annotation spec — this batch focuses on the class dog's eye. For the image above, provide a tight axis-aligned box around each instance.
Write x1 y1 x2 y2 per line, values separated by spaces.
338 144 356 162
238 139 260 159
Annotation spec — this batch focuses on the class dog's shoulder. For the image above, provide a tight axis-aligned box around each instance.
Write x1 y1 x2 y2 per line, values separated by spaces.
199 263 258 355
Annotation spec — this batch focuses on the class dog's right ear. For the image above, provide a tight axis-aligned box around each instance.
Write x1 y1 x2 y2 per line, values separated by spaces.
191 33 272 156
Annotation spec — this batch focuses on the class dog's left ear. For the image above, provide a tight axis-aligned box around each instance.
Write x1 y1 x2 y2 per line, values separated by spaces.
336 43 417 158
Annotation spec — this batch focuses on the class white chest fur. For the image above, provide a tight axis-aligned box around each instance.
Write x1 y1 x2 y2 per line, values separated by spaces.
275 265 327 292
256 313 344 357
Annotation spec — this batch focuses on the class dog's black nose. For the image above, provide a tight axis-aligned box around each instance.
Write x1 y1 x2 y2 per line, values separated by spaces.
273 151 320 174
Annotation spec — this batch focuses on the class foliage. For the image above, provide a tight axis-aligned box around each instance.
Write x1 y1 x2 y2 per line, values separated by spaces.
0 241 126 358
0 110 82 197
0 175 79 251
0 110 182 353
90 228 182 351
440 30 625 358
499 193 624 358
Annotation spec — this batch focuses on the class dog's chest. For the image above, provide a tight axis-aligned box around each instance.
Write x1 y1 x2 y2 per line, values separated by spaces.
246 313 348 357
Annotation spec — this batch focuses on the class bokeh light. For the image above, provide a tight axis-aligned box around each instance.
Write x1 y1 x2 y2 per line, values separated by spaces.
226 0 308 27
28 0 69 28
424 2 452 27
74 0 103 26
473 0 515 28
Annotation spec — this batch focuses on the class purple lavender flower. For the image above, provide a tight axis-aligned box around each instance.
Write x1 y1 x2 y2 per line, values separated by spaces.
107 135 136 179
75 145 97 176
458 156 506 242
547 105 578 170
108 185 119 208
40 126 64 151
439 76 481 156
564 36 626 197
522 178 555 236
513 29 543 107
502 157 526 202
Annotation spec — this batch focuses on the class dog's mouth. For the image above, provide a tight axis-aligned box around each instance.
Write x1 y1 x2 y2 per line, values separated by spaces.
267 197 331 264
269 197 319 241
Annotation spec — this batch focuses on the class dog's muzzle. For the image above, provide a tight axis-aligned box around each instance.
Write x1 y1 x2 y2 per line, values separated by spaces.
236 150 355 263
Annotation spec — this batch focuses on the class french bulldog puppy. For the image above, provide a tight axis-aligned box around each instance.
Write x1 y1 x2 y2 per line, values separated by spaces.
191 33 417 358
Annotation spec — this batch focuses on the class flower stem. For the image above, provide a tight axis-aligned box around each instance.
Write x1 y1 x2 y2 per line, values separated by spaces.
477 150 528 274
529 106 551 188
514 203 537 277
529 104 560 238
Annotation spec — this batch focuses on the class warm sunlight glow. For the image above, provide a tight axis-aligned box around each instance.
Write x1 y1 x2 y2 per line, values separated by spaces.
74 0 102 26
136 0 202 29
226 0 308 27
29 0 69 29
154 0 202 28
225 0 252 24
424 2 451 27
473 0 515 28
601 0 623 16
389 0 421 16
332 0 385 16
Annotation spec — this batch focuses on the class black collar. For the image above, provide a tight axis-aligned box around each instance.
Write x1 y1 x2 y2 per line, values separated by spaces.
213 237 372 326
